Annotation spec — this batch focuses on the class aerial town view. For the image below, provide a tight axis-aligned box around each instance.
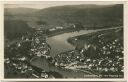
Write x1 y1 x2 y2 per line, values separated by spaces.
4 2 124 78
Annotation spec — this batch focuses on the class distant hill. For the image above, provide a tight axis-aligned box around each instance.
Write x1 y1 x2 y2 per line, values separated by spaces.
4 7 39 16
4 4 123 29
4 20 33 40
36 4 123 28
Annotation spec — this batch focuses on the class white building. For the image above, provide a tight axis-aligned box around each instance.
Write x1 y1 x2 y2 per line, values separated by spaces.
49 28 56 31
56 26 63 29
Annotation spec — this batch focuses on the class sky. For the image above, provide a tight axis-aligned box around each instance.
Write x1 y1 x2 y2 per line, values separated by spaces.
4 1 122 9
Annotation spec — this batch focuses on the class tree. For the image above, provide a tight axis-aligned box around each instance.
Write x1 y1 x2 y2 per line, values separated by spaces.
75 22 84 31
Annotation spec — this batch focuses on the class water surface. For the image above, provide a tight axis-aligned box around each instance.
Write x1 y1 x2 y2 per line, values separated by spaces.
47 30 98 57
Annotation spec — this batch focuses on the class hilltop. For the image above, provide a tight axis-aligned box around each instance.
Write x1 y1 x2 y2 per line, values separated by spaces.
5 4 123 29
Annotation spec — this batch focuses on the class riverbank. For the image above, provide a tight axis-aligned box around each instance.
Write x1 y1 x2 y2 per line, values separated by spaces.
67 27 122 50
47 26 122 57
30 56 98 78
4 25 123 78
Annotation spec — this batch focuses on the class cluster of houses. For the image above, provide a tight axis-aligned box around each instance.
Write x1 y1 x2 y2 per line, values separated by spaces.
4 30 52 78
53 28 123 77
35 23 77 32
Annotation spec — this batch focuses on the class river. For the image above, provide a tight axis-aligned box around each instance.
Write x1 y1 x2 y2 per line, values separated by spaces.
31 29 100 78
47 27 120 57
31 27 120 78
47 29 103 57
47 30 99 57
